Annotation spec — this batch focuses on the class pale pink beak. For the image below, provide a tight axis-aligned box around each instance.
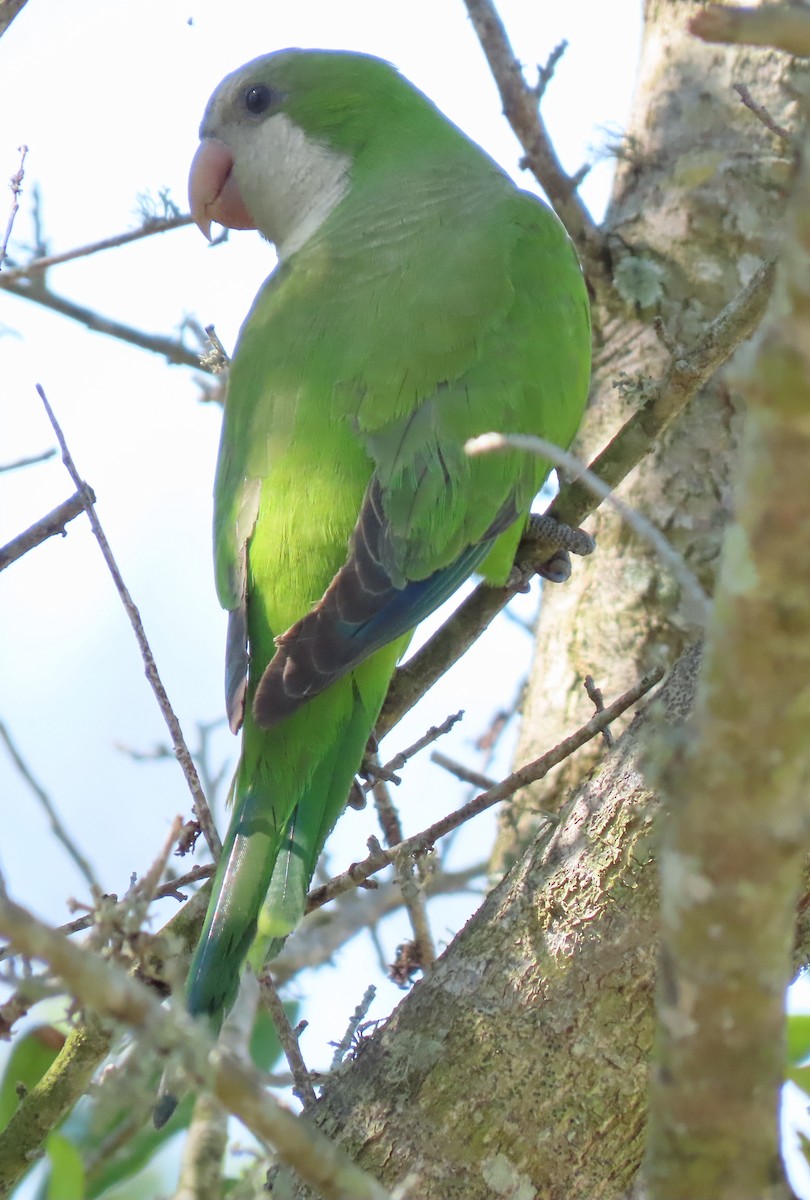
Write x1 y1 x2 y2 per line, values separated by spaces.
188 138 256 240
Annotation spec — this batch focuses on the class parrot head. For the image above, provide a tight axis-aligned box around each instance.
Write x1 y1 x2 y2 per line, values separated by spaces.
189 48 442 260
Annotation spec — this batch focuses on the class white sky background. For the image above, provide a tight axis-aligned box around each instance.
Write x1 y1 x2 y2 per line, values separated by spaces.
5 2 805 1197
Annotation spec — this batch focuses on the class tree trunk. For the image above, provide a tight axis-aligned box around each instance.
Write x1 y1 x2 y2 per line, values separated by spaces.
494 0 801 873
273 648 701 1200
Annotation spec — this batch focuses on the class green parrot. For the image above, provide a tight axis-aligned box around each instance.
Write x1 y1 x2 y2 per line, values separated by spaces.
186 48 591 1026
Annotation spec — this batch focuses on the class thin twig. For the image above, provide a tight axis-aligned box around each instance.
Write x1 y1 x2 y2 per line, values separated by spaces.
201 324 231 373
329 986 377 1069
430 751 497 791
0 447 55 472
310 668 664 914
584 675 615 748
0 720 100 891
0 884 395 1200
0 144 27 268
734 82 791 142
368 711 464 789
534 39 568 101
258 971 317 1108
463 0 608 292
0 213 193 282
0 861 214 965
35 385 222 861
0 489 95 571
370 762 436 972
0 278 205 368
133 816 185 910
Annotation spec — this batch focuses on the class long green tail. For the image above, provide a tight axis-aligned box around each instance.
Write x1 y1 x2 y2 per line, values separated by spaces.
185 655 397 1026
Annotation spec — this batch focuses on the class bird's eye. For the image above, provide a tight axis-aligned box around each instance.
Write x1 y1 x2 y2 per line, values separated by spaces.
244 84 274 115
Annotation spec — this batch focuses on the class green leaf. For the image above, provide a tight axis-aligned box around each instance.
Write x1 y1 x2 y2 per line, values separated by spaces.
788 1063 810 1097
0 1025 65 1133
46 1132 85 1200
249 1001 292 1072
787 1012 810 1066
82 1092 195 1200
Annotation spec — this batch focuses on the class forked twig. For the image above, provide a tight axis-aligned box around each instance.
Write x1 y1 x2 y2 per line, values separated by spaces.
34 385 221 861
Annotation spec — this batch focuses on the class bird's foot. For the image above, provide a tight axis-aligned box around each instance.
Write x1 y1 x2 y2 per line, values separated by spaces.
508 516 595 591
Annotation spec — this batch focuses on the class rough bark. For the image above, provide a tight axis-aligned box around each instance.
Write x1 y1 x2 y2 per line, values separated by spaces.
493 0 803 872
270 648 701 1200
642 77 810 1198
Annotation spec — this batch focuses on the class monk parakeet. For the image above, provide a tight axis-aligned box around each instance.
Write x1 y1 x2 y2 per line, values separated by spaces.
186 48 591 1026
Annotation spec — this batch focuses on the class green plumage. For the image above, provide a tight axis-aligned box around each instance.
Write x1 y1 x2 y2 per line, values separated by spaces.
186 49 591 1024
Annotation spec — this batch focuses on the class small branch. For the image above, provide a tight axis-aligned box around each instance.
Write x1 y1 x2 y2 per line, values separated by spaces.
0 884 394 1200
0 448 55 472
0 145 27 269
368 710 464 788
0 1 30 39
0 489 94 571
0 720 99 891
430 751 497 791
463 0 609 292
258 971 317 1108
0 863 214 966
584 675 615 748
378 255 776 738
35 386 222 861
690 3 810 55
172 1093 228 1200
310 669 663 914
534 39 568 102
270 864 485 986
0 277 204 368
201 324 231 373
0 213 193 282
330 986 377 1069
370 760 436 971
733 82 791 142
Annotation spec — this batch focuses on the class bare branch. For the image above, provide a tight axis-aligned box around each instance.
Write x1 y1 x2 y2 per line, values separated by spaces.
310 668 663 914
270 864 485 985
583 675 615 748
0 863 214 966
734 82 792 142
0 1 29 39
35 385 222 861
369 756 436 971
430 751 496 791
463 0 609 292
0 720 100 891
0 883 394 1200
0 276 204 368
0 489 94 571
172 1093 228 1200
367 711 464 790
329 985 377 1069
0 213 192 282
378 255 776 738
0 448 56 472
534 39 568 102
0 145 26 268
690 2 810 55
258 971 317 1108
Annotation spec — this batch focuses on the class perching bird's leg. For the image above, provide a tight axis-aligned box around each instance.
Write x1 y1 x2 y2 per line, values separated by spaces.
509 515 595 590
